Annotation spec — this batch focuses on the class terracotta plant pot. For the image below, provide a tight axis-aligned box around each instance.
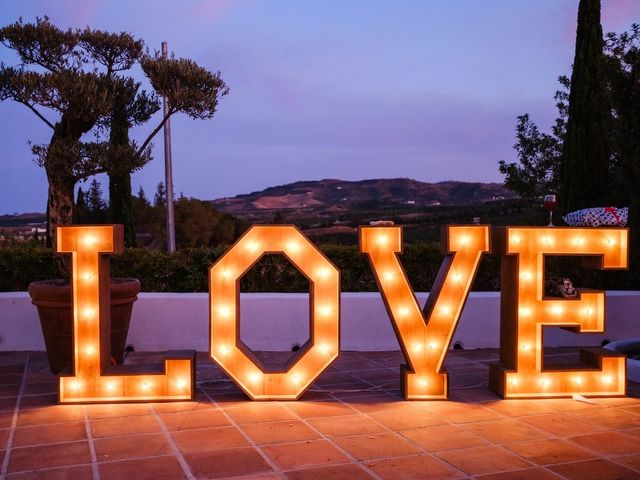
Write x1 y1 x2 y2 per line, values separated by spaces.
28 278 141 374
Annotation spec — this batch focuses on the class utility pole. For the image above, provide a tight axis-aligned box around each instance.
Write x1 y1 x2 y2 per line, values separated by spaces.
162 41 176 253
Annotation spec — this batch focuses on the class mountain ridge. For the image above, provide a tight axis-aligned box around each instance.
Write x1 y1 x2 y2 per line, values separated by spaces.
211 178 516 220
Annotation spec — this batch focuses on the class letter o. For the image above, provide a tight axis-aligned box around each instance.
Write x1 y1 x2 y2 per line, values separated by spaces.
209 225 340 399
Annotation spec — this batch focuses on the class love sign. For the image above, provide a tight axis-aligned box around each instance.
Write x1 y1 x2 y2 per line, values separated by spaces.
55 224 629 404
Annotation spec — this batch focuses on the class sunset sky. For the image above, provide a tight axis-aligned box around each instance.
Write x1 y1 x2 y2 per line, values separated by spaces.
1 0 639 214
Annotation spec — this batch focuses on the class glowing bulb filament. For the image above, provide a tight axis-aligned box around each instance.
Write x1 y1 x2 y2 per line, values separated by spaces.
287 241 300 253
318 267 331 279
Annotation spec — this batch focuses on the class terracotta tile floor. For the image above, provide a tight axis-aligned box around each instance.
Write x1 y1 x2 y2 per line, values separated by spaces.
1 349 639 479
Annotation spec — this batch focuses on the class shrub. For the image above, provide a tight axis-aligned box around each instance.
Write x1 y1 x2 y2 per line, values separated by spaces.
2 242 638 292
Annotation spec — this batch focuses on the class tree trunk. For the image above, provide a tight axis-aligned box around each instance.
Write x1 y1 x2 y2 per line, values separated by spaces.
46 171 75 251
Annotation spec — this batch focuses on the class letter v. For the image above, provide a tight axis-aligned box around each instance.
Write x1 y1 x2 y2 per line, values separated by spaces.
360 226 490 399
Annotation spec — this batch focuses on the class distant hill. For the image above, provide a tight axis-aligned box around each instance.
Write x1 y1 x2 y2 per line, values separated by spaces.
0 212 46 226
211 178 517 222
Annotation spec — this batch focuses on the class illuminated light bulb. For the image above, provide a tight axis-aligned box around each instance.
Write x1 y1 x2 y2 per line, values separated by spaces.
418 378 428 387
83 308 95 319
319 305 332 316
141 381 151 390
459 235 470 245
220 345 231 356
551 305 564 315
176 378 188 389
70 381 81 391
510 378 518 386
520 271 531 281
428 342 438 350
319 344 332 355
83 235 97 246
573 377 583 385
221 269 232 279
106 382 115 391
541 378 550 387
519 307 531 317
542 236 553 245
601 375 613 385
376 234 388 246
452 272 463 283
412 343 422 352
218 306 232 318
287 241 301 253
246 241 259 252
85 345 96 356
398 307 410 317
581 307 594 317
383 271 395 282
318 267 331 279
292 373 302 384
606 237 616 246
511 235 522 245
439 305 451 315
521 343 531 352
248 372 261 384
83 272 93 281
574 237 585 246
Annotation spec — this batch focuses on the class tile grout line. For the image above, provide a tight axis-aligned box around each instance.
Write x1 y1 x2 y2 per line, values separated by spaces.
83 405 101 480
341 352 618 477
276 400 383 480
330 352 514 477
320 386 471 477
149 403 197 480
0 354 30 478
197 387 285 479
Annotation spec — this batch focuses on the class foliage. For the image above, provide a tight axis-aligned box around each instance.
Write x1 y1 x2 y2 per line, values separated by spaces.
0 17 229 250
499 20 640 227
498 113 562 202
0 17 142 247
3 241 638 293
559 0 611 212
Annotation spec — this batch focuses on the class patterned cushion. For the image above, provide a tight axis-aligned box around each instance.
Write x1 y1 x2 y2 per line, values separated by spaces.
563 207 628 227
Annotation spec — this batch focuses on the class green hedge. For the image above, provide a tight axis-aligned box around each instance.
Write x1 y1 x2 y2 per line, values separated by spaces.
1 243 637 292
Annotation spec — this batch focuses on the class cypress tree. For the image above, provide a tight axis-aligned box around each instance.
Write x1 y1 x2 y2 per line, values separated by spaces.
559 0 611 212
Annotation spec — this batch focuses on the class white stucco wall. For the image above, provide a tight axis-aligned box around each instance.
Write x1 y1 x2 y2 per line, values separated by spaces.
1 291 639 352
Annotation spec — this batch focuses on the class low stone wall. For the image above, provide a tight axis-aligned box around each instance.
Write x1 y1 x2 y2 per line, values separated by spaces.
2 291 639 353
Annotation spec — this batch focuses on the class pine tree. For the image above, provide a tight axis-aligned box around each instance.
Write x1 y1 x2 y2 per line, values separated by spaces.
559 0 611 212
137 186 149 205
154 182 166 207
75 186 89 223
86 179 107 222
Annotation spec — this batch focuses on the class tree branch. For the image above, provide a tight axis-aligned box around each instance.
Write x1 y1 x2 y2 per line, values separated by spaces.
136 108 174 155
18 100 55 129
